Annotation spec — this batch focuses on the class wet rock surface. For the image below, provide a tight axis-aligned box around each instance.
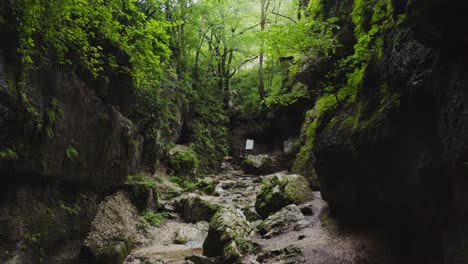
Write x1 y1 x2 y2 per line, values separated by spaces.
255 174 313 218
258 204 307 238
176 193 219 223
203 205 254 262
124 168 405 264
240 154 275 175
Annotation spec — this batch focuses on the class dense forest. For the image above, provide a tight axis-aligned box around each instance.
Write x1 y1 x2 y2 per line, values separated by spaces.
0 0 468 263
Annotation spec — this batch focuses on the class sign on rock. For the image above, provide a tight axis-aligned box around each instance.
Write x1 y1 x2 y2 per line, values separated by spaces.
245 139 254 150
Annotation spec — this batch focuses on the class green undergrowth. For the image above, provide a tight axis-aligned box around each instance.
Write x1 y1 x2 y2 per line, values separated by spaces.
169 176 197 191
142 211 169 227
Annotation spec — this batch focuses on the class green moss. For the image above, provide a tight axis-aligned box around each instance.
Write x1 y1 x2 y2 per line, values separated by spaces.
169 176 197 191
125 174 158 211
169 145 200 178
319 209 338 226
100 241 129 264
223 241 241 261
255 175 312 218
293 94 336 174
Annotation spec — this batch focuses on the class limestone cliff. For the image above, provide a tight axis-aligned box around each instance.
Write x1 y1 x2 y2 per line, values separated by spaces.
299 0 468 262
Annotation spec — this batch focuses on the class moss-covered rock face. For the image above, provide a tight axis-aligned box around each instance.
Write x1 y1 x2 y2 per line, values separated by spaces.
240 154 275 175
124 174 158 212
176 193 219 223
203 205 254 263
303 0 468 261
255 174 313 218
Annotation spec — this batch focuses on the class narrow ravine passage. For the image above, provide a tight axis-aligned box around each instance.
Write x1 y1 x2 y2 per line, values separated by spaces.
124 167 402 264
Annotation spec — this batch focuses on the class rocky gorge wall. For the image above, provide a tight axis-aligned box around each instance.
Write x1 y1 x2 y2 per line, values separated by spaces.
0 0 151 262
302 0 468 263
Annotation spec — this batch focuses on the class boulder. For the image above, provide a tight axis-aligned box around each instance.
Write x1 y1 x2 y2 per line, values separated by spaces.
176 193 219 222
175 221 210 245
80 191 143 264
124 175 158 212
258 204 307 238
203 206 254 263
186 254 222 264
255 174 312 218
256 245 303 264
197 177 216 195
241 154 275 175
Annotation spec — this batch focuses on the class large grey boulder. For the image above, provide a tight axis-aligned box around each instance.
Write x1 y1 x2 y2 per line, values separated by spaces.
203 205 254 263
80 191 148 264
176 193 219 223
255 174 313 218
175 221 210 245
241 154 275 175
258 204 307 238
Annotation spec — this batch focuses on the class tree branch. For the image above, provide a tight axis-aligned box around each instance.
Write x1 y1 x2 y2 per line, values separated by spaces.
228 55 260 78
271 12 297 23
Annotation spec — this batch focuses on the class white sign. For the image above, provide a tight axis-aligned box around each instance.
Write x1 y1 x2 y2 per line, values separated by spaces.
245 139 254 150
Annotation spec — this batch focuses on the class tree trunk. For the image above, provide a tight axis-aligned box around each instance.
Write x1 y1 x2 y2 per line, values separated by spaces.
258 0 268 100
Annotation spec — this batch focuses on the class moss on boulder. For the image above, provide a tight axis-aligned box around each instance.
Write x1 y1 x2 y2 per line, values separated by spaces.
176 193 219 223
203 205 254 263
255 174 313 218
240 154 275 175
124 174 158 212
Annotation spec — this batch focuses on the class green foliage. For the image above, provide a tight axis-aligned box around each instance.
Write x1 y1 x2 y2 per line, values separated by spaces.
0 148 18 160
308 0 325 20
169 176 197 191
13 0 171 87
261 90 309 108
59 201 81 216
65 146 78 160
126 174 157 188
169 146 200 178
231 69 262 114
267 17 340 60
190 74 229 168
142 211 169 227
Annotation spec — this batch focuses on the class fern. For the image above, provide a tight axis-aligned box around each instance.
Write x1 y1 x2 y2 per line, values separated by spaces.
65 146 78 160
0 148 18 160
